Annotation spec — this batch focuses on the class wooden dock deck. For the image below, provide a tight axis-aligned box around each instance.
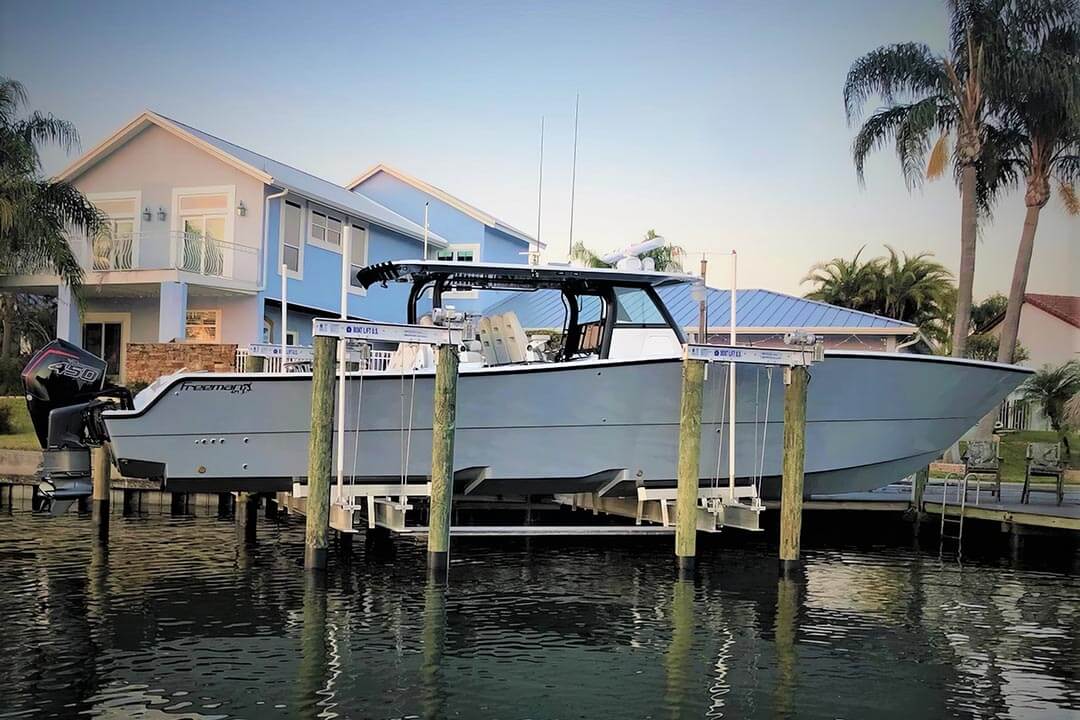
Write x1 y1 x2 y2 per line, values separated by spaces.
770 481 1080 532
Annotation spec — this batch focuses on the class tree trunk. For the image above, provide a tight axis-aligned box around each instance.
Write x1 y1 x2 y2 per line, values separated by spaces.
996 205 1042 364
970 202 1043 440
0 295 14 359
950 163 978 358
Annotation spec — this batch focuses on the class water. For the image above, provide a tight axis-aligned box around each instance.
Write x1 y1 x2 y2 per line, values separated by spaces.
0 510 1077 719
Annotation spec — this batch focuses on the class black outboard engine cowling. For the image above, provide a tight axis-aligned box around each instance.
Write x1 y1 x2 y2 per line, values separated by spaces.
22 339 131 513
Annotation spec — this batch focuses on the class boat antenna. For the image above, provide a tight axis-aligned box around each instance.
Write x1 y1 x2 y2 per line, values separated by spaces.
534 116 544 265
568 93 579 259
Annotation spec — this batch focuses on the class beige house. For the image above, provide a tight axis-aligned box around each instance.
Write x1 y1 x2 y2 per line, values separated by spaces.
984 293 1079 430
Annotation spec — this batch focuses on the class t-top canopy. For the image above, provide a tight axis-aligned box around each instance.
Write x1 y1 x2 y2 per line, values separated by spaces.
355 260 696 292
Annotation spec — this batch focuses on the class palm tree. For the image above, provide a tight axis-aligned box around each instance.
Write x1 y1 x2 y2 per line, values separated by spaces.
844 2 993 358
803 246 955 346
0 78 102 292
975 0 1079 364
1021 361 1080 431
570 230 686 272
802 246 882 314
878 245 956 346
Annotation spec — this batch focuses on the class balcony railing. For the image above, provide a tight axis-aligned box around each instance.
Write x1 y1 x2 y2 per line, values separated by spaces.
79 231 261 286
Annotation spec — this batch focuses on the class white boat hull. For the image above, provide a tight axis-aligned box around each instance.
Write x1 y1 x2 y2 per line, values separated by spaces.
103 351 1030 499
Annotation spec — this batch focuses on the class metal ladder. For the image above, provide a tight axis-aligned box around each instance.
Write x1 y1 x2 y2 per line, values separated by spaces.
939 472 976 553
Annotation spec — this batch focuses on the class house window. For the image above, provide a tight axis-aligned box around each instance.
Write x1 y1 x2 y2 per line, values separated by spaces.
282 200 303 274
437 244 480 298
263 318 273 343
89 194 139 271
186 310 221 343
349 224 369 290
436 245 477 263
286 330 299 346
310 207 343 249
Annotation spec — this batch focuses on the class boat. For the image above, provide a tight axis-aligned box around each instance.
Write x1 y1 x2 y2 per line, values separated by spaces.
25 260 1031 507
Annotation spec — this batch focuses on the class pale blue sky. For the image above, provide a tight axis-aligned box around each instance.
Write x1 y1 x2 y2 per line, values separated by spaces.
1 0 1075 296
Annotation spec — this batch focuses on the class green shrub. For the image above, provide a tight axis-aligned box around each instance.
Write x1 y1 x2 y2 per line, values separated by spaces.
0 356 24 396
0 404 13 435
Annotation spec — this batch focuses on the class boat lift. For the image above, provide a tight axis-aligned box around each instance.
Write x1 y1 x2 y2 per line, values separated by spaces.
281 312 823 538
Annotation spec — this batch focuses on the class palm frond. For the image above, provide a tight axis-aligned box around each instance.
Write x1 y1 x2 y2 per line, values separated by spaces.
1059 180 1080 214
927 133 950 179
843 43 948 121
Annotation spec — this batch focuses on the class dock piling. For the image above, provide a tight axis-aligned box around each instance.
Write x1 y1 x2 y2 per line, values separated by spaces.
911 466 929 537
305 334 338 570
779 365 808 576
236 491 258 545
675 357 706 579
91 444 111 541
427 343 460 580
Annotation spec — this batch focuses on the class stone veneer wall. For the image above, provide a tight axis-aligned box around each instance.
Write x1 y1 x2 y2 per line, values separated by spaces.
126 343 238 385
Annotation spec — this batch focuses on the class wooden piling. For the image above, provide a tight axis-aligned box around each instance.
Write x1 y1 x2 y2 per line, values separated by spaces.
779 365 808 575
675 358 706 578
91 444 111 541
236 491 258 545
305 334 338 570
911 465 929 536
243 353 266 373
427 343 460 580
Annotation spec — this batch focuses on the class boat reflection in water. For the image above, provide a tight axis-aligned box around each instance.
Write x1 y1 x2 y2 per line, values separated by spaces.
2 509 1078 716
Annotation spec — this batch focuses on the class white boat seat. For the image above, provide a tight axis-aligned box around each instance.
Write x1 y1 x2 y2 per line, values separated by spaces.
498 312 529 364
387 315 436 370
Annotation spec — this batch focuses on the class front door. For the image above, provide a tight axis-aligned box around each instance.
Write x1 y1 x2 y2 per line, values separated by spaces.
83 321 123 382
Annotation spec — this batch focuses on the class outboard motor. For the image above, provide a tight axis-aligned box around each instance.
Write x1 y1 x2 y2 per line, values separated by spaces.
21 339 132 514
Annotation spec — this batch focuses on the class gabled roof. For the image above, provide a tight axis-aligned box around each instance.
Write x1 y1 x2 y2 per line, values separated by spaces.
346 163 541 248
482 284 916 334
982 293 1080 332
1024 293 1079 329
56 111 449 248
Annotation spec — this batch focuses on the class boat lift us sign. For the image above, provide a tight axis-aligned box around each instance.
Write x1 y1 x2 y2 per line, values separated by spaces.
312 318 461 346
686 344 815 367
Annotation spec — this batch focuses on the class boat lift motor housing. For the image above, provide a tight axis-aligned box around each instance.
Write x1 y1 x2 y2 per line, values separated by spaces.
21 339 132 513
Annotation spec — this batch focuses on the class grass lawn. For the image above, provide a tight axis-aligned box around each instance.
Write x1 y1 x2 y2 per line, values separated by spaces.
0 396 40 451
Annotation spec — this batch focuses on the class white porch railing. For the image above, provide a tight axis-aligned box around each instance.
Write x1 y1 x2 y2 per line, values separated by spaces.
235 347 394 373
76 231 262 286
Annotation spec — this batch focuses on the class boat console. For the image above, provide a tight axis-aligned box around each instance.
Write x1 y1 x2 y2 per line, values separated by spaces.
357 260 691 366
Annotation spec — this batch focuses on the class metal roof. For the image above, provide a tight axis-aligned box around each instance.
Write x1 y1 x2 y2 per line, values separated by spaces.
482 284 916 333
159 115 450 248
58 111 449 248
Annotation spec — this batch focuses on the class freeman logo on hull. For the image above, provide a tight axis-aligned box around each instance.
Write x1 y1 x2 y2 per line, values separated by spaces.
179 381 253 395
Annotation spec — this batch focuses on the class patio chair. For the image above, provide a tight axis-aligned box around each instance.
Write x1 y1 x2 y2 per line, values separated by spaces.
1021 442 1066 506
962 439 1001 499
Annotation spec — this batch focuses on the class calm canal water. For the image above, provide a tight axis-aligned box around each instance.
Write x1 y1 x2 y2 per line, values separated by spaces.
0 510 1077 719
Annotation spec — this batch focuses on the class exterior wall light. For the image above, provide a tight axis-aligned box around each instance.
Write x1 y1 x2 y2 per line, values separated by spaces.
236 201 247 217
142 207 153 221
157 207 167 221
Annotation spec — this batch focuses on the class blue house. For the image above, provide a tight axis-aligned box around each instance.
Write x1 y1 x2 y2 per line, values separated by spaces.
347 164 540 314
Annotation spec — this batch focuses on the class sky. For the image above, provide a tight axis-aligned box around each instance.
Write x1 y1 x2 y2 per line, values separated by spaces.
1 0 1076 297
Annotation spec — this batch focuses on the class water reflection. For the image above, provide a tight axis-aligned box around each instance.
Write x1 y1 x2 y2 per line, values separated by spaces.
421 581 448 720
0 512 1076 719
772 576 799 719
664 580 695 719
